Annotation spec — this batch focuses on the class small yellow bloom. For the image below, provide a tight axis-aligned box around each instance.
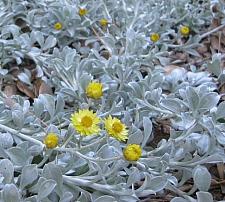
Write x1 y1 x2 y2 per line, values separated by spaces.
100 18 108 27
123 144 142 161
71 109 100 136
86 82 103 99
180 25 190 36
104 116 128 142
150 33 160 42
44 133 59 149
79 8 88 16
54 22 63 30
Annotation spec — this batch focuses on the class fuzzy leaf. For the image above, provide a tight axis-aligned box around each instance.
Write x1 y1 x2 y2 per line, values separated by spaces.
196 191 213 202
148 176 168 192
37 179 57 201
0 159 14 184
142 117 152 147
59 192 73 202
39 94 55 118
216 101 225 120
94 196 116 202
171 197 189 202
199 92 220 111
6 147 30 166
185 87 199 111
42 163 63 197
20 164 38 190
193 166 211 191
3 184 20 202
161 98 181 113
43 35 57 50
207 54 222 77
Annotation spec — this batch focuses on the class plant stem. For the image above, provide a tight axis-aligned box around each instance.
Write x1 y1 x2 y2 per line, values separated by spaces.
63 175 114 193
200 23 225 40
55 147 122 162
0 124 44 148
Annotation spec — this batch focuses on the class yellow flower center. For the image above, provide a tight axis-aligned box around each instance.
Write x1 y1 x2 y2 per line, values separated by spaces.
180 26 190 36
123 144 142 161
81 116 93 127
112 122 123 133
100 18 108 27
71 109 100 136
79 8 88 16
86 82 103 99
54 22 62 30
44 133 59 149
150 33 160 42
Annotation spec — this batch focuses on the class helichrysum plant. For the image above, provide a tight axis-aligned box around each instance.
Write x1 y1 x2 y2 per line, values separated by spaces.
0 0 224 201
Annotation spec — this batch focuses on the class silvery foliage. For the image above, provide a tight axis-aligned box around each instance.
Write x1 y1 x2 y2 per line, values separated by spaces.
0 0 224 201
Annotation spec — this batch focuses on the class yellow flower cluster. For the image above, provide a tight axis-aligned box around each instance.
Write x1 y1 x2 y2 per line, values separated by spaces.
43 80 142 161
70 80 142 161
86 82 103 99
150 25 191 43
47 9 195 165
43 122 142 161
70 109 142 161
70 109 128 141
43 133 59 149
53 7 87 29
123 144 142 161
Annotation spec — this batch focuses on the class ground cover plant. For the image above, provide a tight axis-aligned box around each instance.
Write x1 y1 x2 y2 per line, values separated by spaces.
1 0 225 201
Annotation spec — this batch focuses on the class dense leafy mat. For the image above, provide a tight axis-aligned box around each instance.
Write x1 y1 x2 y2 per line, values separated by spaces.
1 0 225 201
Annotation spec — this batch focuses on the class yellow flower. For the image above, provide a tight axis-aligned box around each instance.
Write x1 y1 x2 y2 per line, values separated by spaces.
104 116 128 142
44 133 59 149
150 33 160 42
180 25 190 36
123 144 142 161
86 82 103 99
54 22 62 30
79 8 88 16
100 18 108 27
71 109 100 136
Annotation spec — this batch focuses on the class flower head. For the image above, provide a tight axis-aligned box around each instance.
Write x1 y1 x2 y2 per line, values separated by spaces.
44 133 59 149
100 18 108 27
150 33 160 42
104 116 128 142
71 109 100 136
180 25 190 36
79 8 88 16
123 144 142 161
54 22 62 30
86 82 103 99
